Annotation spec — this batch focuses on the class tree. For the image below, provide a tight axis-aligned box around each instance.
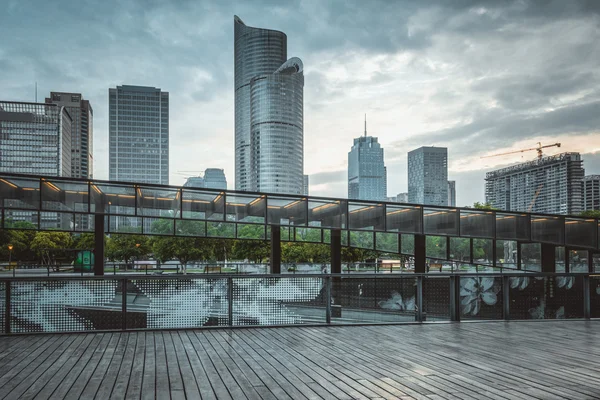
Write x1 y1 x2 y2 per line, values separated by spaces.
472 202 497 210
152 237 215 266
580 210 600 218
105 234 150 266
231 240 269 263
30 232 73 258
72 233 97 250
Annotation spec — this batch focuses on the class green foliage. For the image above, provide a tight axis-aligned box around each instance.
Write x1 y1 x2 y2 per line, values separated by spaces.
232 240 269 263
105 234 150 263
152 237 214 265
472 202 497 210
30 232 73 257
580 210 600 218
72 233 97 250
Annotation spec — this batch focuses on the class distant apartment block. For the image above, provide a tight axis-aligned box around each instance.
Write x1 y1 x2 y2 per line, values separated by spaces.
485 153 584 215
386 192 408 203
583 175 600 211
109 85 169 184
46 92 93 178
303 175 309 196
184 169 227 190
448 180 456 207
408 146 448 206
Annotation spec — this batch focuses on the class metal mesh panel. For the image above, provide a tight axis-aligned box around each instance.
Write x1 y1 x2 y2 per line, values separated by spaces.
460 276 503 320
0 282 5 333
10 280 118 333
508 276 572 319
332 277 416 324
232 277 324 326
592 276 600 319
423 277 450 321
132 278 229 329
550 275 584 319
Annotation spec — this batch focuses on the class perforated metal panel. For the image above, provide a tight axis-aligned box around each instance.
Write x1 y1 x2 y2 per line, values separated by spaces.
509 276 549 319
591 276 600 319
460 276 503 320
0 283 5 333
10 280 118 333
232 277 323 326
423 277 450 320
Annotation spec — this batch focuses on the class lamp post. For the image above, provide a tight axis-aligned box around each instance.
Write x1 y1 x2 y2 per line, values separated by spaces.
135 243 141 270
8 244 13 265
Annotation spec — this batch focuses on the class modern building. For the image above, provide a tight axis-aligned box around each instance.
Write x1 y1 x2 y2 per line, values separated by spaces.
303 175 309 196
583 175 600 211
234 15 304 194
448 180 456 207
408 146 448 206
0 101 72 228
109 85 169 185
387 192 409 203
183 176 205 189
183 169 227 190
485 153 584 215
0 101 72 177
204 168 227 190
348 118 387 201
45 92 93 178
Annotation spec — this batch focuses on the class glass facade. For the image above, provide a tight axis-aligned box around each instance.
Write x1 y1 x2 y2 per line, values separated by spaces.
348 133 387 201
234 16 304 194
485 153 584 215
583 175 599 211
204 168 227 190
0 101 72 177
45 92 93 178
109 85 169 185
448 180 456 207
408 146 448 206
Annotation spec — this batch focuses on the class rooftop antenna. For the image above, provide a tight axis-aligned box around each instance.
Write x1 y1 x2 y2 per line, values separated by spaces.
364 114 367 137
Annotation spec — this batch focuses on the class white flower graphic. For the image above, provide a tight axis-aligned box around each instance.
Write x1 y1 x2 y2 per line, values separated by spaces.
460 277 500 316
378 291 415 311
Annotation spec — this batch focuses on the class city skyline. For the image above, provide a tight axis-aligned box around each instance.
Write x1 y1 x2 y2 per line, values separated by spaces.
2 1 600 206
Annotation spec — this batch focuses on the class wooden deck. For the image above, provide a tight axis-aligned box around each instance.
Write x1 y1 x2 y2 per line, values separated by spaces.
0 321 599 399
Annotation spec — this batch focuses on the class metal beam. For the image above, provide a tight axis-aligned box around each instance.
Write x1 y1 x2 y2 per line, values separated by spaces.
541 243 556 273
270 224 281 274
414 234 426 273
331 229 342 274
94 213 105 276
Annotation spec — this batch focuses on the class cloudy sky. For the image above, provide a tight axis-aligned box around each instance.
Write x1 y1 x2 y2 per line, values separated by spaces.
1 0 600 206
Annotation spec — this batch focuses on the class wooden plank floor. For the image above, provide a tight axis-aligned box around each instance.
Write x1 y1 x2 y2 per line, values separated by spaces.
0 321 599 399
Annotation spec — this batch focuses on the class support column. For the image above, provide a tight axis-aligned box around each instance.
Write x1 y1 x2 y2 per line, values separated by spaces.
541 243 556 273
270 225 281 274
414 234 426 273
330 229 341 274
94 213 105 276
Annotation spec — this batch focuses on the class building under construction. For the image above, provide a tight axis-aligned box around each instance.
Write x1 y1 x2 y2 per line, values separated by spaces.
485 153 584 215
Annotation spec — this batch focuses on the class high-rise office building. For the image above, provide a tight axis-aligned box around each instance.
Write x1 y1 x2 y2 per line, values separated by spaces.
0 101 72 228
448 180 456 207
485 153 584 215
397 192 408 203
0 101 72 177
348 118 387 201
234 15 304 194
303 175 309 196
109 85 169 184
204 168 227 190
45 92 93 178
183 169 227 190
408 146 448 206
583 175 599 211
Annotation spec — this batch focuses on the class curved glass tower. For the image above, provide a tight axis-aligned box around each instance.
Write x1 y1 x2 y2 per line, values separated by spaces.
234 16 304 194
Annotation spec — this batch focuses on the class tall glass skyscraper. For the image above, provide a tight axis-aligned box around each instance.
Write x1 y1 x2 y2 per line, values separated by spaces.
183 169 227 190
348 119 387 201
46 92 93 178
109 85 169 184
234 16 304 194
408 146 448 206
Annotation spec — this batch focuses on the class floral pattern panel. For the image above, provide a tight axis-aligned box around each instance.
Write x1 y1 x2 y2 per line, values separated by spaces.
0 283 4 333
424 277 450 320
460 276 503 320
509 275 583 319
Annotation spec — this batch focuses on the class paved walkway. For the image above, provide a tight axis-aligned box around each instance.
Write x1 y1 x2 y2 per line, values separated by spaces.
0 321 599 399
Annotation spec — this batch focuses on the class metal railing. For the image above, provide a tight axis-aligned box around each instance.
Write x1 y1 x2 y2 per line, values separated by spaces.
1 272 598 335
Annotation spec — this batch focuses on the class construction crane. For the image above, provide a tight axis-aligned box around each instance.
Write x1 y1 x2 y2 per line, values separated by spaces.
481 142 561 160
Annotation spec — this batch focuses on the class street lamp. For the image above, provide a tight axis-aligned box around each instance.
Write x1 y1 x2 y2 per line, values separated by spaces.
7 244 13 266
135 243 141 270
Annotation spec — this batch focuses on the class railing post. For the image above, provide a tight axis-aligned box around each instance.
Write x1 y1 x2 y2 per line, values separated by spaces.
228 277 234 326
449 275 461 322
503 275 510 320
121 278 127 331
4 281 10 334
583 275 590 320
325 276 332 324
416 276 423 322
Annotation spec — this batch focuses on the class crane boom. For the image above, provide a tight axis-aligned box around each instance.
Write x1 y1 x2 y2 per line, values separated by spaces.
481 142 561 160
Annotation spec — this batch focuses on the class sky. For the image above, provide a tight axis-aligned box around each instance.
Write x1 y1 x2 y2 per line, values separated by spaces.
1 0 600 206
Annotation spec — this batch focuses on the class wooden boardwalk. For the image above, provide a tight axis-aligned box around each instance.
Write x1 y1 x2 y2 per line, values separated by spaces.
0 321 599 399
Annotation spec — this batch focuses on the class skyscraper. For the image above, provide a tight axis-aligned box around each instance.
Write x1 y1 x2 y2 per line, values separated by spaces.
0 101 72 177
46 92 93 178
485 153 584 215
448 180 456 207
204 168 227 190
408 146 448 206
583 175 600 211
234 15 304 194
109 85 169 184
303 175 309 196
183 176 205 189
348 117 387 201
